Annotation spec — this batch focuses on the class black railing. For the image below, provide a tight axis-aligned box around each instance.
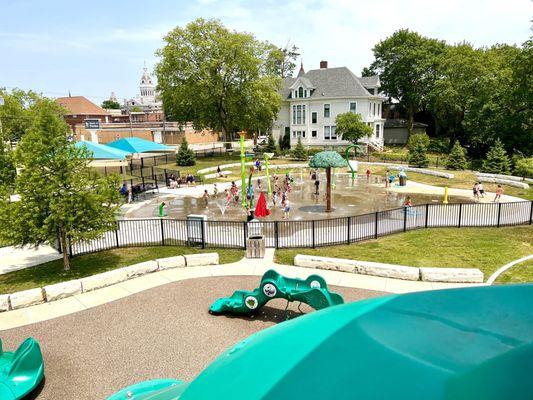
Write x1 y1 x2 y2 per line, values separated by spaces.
61 201 533 257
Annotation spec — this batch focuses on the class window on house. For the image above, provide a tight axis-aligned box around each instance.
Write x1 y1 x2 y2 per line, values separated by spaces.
292 105 296 124
292 131 296 138
376 124 380 138
302 131 306 138
324 126 330 140
350 102 357 113
298 87 304 98
331 125 337 140
324 104 330 118
302 105 306 124
378 103 381 116
285 127 290 136
369 103 372 115
312 130 317 138
312 112 317 123
373 103 376 116
296 105 302 124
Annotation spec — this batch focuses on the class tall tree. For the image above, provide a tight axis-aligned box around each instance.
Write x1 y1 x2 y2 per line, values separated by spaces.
156 18 282 142
101 99 121 109
482 138 511 174
335 112 373 144
0 88 42 142
0 100 121 270
369 29 445 136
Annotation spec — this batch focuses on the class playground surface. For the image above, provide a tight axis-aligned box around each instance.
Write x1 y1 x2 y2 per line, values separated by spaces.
1 275 385 400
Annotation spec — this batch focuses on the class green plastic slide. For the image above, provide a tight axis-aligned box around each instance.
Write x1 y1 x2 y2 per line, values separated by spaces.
0 337 45 400
108 284 533 400
209 269 345 315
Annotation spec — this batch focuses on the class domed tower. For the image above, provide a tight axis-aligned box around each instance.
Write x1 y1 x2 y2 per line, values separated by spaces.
139 64 155 104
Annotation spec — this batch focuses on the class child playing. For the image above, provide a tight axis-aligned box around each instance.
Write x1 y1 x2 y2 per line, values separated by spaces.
473 182 480 201
203 190 209 208
494 185 504 202
212 183 218 197
404 196 413 207
478 182 485 198
366 169 371 181
283 198 290 219
225 189 232 205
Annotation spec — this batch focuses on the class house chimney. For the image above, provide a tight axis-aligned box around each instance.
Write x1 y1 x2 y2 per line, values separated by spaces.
320 60 328 69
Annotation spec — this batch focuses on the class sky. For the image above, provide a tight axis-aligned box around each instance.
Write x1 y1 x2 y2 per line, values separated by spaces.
0 0 531 105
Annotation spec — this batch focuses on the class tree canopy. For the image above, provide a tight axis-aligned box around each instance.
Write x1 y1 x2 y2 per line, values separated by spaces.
156 18 282 141
0 99 121 270
101 99 121 109
335 112 373 144
365 31 532 157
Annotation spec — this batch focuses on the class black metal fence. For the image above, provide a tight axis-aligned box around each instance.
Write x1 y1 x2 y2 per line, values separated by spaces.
63 201 533 257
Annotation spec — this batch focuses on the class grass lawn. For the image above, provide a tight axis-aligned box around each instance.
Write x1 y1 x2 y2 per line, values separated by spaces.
494 259 533 284
0 246 244 294
275 226 533 282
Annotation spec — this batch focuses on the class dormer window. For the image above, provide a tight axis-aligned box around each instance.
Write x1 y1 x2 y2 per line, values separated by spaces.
298 87 304 98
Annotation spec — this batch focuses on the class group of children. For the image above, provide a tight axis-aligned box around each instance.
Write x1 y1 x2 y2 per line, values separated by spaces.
473 182 504 202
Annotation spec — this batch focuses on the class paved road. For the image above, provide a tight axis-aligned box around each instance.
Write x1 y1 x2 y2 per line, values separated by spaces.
3 276 386 400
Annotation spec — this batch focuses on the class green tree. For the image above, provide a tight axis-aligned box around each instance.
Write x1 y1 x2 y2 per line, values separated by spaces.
0 140 15 193
156 18 282 142
335 112 373 144
482 138 511 174
279 130 291 150
265 132 276 153
176 137 196 166
368 29 445 136
130 106 142 112
0 88 42 142
101 99 121 109
513 157 533 179
292 137 307 160
0 99 121 270
265 43 300 78
444 141 468 170
407 133 430 168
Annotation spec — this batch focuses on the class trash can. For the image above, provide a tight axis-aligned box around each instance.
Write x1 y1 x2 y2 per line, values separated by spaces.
399 175 407 186
246 219 265 258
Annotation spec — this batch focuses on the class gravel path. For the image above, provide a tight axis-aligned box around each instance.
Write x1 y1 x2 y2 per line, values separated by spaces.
2 276 386 399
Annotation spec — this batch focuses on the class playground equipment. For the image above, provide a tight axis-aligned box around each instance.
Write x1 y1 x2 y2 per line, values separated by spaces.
345 144 364 181
158 202 166 217
107 284 533 400
209 269 344 315
0 338 45 400
443 186 449 204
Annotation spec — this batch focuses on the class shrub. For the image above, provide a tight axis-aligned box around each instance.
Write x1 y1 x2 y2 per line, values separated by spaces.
482 138 510 174
407 133 430 150
292 138 307 161
279 130 291 150
408 142 430 168
265 132 276 153
513 157 533 179
444 141 468 170
176 138 196 166
428 137 450 153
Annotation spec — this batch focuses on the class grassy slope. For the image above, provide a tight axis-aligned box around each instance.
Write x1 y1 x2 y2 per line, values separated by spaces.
275 226 533 282
0 246 243 294
494 259 533 284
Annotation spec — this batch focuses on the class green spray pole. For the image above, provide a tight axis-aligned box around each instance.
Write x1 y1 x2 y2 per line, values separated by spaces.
239 133 247 208
264 152 274 196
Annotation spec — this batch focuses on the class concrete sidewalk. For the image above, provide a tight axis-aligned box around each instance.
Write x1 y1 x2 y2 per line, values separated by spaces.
0 245 62 275
0 249 478 330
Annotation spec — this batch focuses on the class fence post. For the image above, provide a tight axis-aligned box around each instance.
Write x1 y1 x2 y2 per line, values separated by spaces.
425 204 429 228
200 220 206 249
312 220 316 248
160 218 165 245
374 211 379 239
274 221 279 249
496 202 502 228
529 201 533 225
115 221 120 248
458 203 463 228
347 217 351 244
243 222 247 250
403 207 407 232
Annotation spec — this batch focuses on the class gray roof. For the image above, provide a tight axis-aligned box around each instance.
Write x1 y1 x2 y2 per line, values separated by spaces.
282 67 378 100
384 119 428 129
359 76 380 87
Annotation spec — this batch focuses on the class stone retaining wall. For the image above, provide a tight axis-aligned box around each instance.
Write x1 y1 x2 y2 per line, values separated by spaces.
294 254 483 283
0 253 219 312
476 172 533 184
475 175 529 189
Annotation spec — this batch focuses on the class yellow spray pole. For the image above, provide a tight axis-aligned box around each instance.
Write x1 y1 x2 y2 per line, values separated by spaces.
443 186 449 204
264 152 274 196
239 132 247 208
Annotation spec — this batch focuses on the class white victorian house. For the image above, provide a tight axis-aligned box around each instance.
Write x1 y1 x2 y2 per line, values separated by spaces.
272 61 385 150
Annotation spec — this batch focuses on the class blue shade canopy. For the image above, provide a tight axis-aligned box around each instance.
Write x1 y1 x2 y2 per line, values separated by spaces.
106 137 174 154
108 284 533 400
75 141 130 160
